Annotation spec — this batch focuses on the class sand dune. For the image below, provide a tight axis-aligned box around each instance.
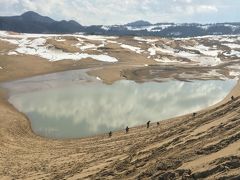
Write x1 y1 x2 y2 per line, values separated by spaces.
0 32 240 179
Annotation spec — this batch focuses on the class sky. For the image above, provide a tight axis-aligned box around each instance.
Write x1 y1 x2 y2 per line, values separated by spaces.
0 0 239 25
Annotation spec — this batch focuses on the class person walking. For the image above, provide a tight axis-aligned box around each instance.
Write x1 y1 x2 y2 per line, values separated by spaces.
147 121 151 128
109 131 112 137
126 126 129 133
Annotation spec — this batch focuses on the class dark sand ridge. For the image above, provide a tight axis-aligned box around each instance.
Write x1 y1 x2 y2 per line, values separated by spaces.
0 39 240 179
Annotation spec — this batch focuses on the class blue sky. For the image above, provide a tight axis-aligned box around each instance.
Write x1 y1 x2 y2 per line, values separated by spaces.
0 0 239 25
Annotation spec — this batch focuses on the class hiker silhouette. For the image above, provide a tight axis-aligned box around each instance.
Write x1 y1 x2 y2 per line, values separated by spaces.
126 126 129 133
147 121 151 128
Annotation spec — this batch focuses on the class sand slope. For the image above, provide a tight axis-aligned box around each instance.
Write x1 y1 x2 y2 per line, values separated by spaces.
0 80 240 179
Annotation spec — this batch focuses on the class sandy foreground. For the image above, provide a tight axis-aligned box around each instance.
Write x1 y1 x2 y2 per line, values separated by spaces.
0 33 240 179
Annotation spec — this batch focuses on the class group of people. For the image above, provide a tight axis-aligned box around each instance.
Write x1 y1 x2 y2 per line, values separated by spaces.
108 120 160 137
108 96 237 138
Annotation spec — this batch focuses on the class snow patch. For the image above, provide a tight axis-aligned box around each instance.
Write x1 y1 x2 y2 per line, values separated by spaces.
154 57 180 63
223 43 240 49
8 51 18 55
148 47 156 56
0 31 9 36
101 26 110 31
134 37 158 43
107 40 118 44
96 76 102 81
55 38 66 42
77 35 118 41
0 38 19 45
224 50 240 57
184 45 220 57
120 44 143 54
219 37 236 43
229 71 240 78
191 56 222 66
7 37 118 62
78 44 97 51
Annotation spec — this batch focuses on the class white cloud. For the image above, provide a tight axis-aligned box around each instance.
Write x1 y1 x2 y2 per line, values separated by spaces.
173 0 192 3
174 4 218 15
196 5 218 13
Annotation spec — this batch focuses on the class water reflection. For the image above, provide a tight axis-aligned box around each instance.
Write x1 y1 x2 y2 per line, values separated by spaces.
7 78 236 139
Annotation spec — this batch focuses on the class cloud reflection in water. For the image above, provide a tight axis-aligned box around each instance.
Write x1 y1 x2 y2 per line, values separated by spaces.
9 79 236 138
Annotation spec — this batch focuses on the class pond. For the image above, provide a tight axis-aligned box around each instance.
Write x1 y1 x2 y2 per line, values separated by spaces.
2 69 236 139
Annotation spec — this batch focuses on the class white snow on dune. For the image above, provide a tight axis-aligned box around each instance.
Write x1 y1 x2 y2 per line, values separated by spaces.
148 47 156 56
154 45 175 54
149 45 197 58
8 51 18 55
228 65 240 70
192 56 222 66
1 31 239 66
55 38 66 42
96 76 102 81
0 31 60 39
148 44 222 66
0 38 19 45
120 44 143 54
219 37 236 43
17 45 118 62
77 35 118 41
31 38 47 46
223 43 240 49
155 57 179 63
76 38 84 42
0 66 3 70
0 31 118 42
75 41 105 51
107 40 118 44
198 47 220 56
176 51 198 58
229 71 240 78
0 31 9 36
78 44 97 51
0 32 118 62
224 50 240 57
183 45 220 57
4 37 118 62
134 37 158 43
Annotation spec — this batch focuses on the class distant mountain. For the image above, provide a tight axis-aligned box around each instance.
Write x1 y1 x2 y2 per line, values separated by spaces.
100 22 240 37
0 11 84 33
0 11 240 37
21 11 55 24
125 20 152 27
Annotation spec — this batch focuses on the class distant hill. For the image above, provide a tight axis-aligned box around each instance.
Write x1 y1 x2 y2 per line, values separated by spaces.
125 20 152 27
100 22 240 37
0 11 84 33
0 11 240 37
